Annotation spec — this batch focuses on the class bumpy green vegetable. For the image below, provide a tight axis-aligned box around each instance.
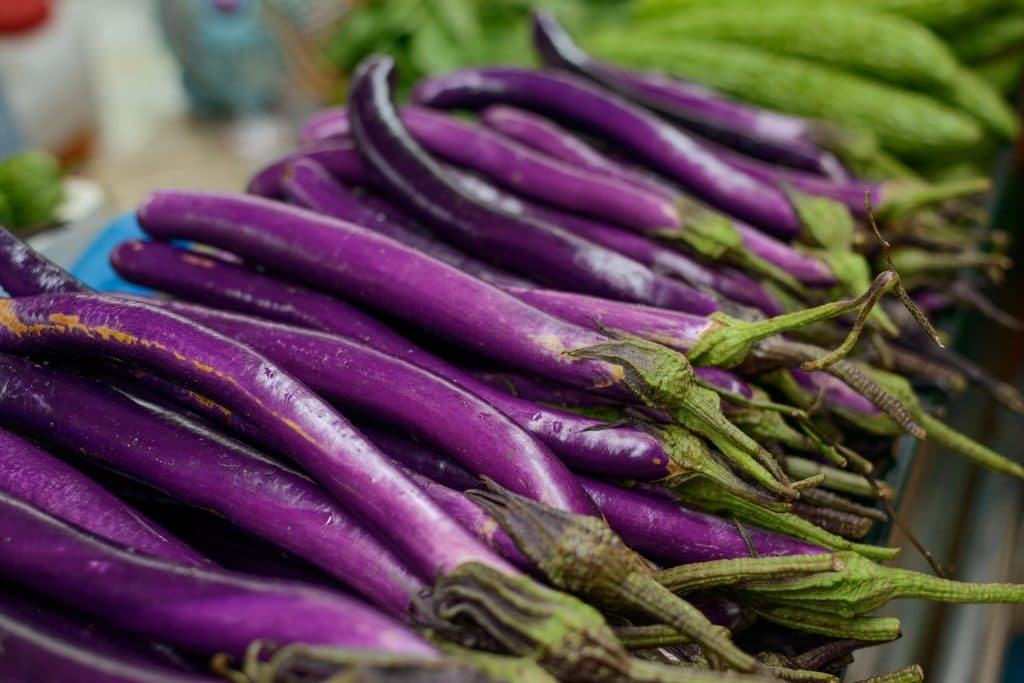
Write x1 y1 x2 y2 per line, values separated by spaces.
973 50 1024 97
943 68 1020 140
633 0 1007 29
585 36 985 158
628 6 962 92
949 13 1024 62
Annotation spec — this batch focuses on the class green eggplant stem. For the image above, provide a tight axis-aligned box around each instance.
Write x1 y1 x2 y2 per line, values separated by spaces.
688 270 898 369
568 336 798 501
798 487 888 523
763 665 839 683
653 554 841 594
852 664 925 683
674 481 899 562
784 457 882 500
466 480 760 673
744 601 902 642
613 624 693 649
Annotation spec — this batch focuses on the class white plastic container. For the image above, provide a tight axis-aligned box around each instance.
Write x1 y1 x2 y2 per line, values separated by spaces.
0 0 97 163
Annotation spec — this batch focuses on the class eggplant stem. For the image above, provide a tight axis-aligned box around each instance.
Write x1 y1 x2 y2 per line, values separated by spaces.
653 554 841 594
852 664 925 683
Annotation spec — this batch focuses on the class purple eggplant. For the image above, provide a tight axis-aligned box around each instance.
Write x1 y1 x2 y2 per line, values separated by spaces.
531 11 851 181
0 589 219 683
450 169 781 314
280 157 529 287
109 240 415 352
0 352 423 616
400 106 683 233
300 108 351 145
0 227 86 295
0 488 437 659
118 299 599 516
412 67 803 237
0 293 513 580
349 57 722 315
0 426 207 566
474 106 836 287
247 140 371 198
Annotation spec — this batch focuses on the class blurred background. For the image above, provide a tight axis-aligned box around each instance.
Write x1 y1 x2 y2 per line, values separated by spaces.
0 1 1021 680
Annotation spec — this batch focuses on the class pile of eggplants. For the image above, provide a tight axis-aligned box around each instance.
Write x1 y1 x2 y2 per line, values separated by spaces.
0 12 1021 683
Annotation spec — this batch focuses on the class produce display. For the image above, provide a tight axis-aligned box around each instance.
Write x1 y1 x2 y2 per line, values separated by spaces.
0 7 1021 683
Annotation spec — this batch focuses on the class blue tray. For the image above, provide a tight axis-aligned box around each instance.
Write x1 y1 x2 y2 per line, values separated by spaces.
69 212 153 294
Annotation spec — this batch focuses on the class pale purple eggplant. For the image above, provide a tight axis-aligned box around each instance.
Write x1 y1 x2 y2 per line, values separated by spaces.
412 67 804 236
0 489 438 659
280 157 529 287
531 11 850 181
0 352 423 616
0 293 513 580
0 588 220 683
0 426 207 566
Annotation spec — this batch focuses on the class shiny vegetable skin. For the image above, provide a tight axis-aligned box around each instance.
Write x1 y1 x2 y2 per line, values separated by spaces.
0 426 207 566
135 192 641 399
0 353 423 616
280 157 529 287
585 38 984 158
471 111 835 288
411 67 805 236
0 589 220 683
400 106 685 233
582 478 827 564
0 226 86 295
109 240 416 352
531 10 850 180
246 140 372 198
0 293 511 580
132 301 599 516
0 489 438 659
146 298 673 482
349 60 722 313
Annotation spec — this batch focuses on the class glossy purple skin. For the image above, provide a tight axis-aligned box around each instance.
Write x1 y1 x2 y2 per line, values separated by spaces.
144 301 599 516
468 370 623 409
351 59 723 313
0 491 437 659
400 106 683 232
581 478 827 564
110 240 414 352
709 142 881 216
412 68 803 237
0 589 218 683
789 369 879 415
246 141 371 198
530 11 850 182
0 228 87 296
452 169 778 315
0 293 509 579
280 157 528 287
0 353 423 615
474 110 836 291
300 108 351 145
0 426 207 566
136 191 631 397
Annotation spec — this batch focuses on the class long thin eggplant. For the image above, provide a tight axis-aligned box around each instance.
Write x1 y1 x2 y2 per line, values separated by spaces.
411 67 804 237
473 106 836 287
0 352 423 616
348 57 722 315
531 11 850 181
0 489 438 659
400 106 684 234
0 227 87 295
112 299 599 516
246 140 371 198
0 293 512 580
0 426 207 566
280 157 530 287
0 589 220 683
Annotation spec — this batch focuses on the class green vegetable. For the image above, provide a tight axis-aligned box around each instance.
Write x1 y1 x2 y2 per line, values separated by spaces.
973 50 1024 97
633 0 1007 29
0 151 63 230
585 36 985 159
628 6 962 92
942 68 1020 140
949 12 1024 62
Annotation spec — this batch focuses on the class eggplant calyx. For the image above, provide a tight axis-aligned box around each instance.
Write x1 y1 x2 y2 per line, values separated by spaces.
568 336 797 501
653 554 841 595
466 480 760 673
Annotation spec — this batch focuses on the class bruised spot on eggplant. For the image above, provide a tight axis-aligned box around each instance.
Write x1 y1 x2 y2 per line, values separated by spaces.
182 254 218 269
186 390 232 418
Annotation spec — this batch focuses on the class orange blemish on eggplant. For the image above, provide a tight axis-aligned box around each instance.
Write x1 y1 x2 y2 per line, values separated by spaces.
535 334 568 354
187 391 232 418
278 416 320 446
182 254 217 269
